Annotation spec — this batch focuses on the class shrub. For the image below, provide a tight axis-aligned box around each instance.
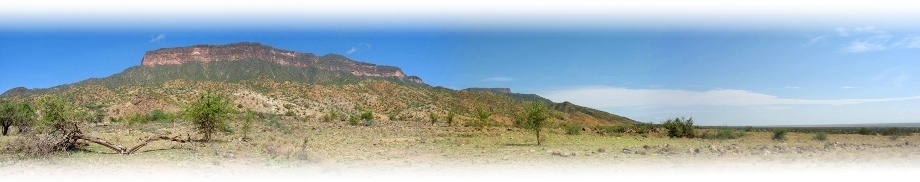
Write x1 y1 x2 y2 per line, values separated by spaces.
882 127 903 136
241 110 254 140
347 116 359 126
772 129 788 141
446 111 455 126
471 107 492 131
359 110 374 121
148 109 175 122
284 110 295 117
713 127 741 140
428 113 438 125
523 102 549 145
744 126 754 132
388 114 397 121
883 128 904 141
322 112 336 122
184 91 237 142
126 113 149 126
564 125 582 135
814 132 828 141
661 117 695 138
597 126 625 136
857 127 874 135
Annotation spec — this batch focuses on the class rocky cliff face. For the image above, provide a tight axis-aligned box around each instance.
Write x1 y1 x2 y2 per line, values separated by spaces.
141 42 422 83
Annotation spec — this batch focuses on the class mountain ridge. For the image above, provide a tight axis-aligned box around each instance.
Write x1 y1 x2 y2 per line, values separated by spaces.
141 42 423 84
1 42 637 126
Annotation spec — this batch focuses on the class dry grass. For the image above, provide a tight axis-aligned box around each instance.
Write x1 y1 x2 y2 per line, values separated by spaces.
2 119 919 171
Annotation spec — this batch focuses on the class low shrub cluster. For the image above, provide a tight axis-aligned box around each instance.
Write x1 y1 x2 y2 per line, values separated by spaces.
772 129 788 141
662 117 695 138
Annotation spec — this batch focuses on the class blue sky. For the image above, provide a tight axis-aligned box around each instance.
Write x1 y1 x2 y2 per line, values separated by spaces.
3 1 920 126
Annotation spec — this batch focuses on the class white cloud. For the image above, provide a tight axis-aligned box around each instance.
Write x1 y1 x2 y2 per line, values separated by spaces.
346 46 358 54
483 77 514 82
891 35 920 49
842 86 854 89
835 27 849 37
784 86 800 89
805 35 827 46
148 34 165 42
843 41 886 53
538 86 920 107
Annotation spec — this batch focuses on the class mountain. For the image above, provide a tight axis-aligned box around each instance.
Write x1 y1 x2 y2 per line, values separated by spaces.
142 42 423 84
1 42 636 126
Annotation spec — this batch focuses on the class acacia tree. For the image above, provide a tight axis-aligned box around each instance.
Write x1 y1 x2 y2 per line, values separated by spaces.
523 102 549 145
13 102 34 133
1 101 14 135
184 91 236 142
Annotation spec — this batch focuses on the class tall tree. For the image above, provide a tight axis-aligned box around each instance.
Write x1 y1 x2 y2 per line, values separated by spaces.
523 102 549 145
13 101 34 133
184 90 236 142
0 100 14 135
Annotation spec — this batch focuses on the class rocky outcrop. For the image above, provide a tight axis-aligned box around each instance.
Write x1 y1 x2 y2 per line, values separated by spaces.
462 88 512 94
141 42 422 83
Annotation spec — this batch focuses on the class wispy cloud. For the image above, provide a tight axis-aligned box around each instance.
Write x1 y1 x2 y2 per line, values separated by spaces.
784 86 800 89
843 41 886 53
842 86 854 89
873 68 911 87
346 46 358 54
483 77 515 82
832 26 920 53
539 86 920 107
149 34 166 43
891 35 920 49
345 43 371 54
805 35 827 46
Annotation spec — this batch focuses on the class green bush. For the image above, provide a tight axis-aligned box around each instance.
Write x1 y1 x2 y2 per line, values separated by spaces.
772 129 788 141
744 126 754 132
359 111 374 121
388 114 397 121
184 91 237 142
428 113 438 125
857 127 874 135
148 109 175 122
446 111 455 126
814 132 828 141
126 113 149 125
661 117 695 138
597 126 625 136
347 116 359 126
564 125 582 135
882 127 903 136
711 127 741 140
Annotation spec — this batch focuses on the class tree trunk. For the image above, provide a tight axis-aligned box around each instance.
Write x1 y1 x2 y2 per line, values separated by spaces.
72 134 193 154
2 125 8 136
536 129 541 146
76 134 127 153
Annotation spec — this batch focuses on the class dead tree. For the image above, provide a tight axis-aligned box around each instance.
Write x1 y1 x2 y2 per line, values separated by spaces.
54 122 194 154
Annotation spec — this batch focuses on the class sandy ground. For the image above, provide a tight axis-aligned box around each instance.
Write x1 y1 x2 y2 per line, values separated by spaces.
2 120 918 181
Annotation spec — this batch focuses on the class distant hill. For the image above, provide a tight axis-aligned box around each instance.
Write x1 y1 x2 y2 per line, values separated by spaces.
1 42 637 126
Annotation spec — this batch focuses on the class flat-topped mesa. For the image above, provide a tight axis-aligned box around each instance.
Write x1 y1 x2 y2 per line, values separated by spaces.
141 42 421 83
